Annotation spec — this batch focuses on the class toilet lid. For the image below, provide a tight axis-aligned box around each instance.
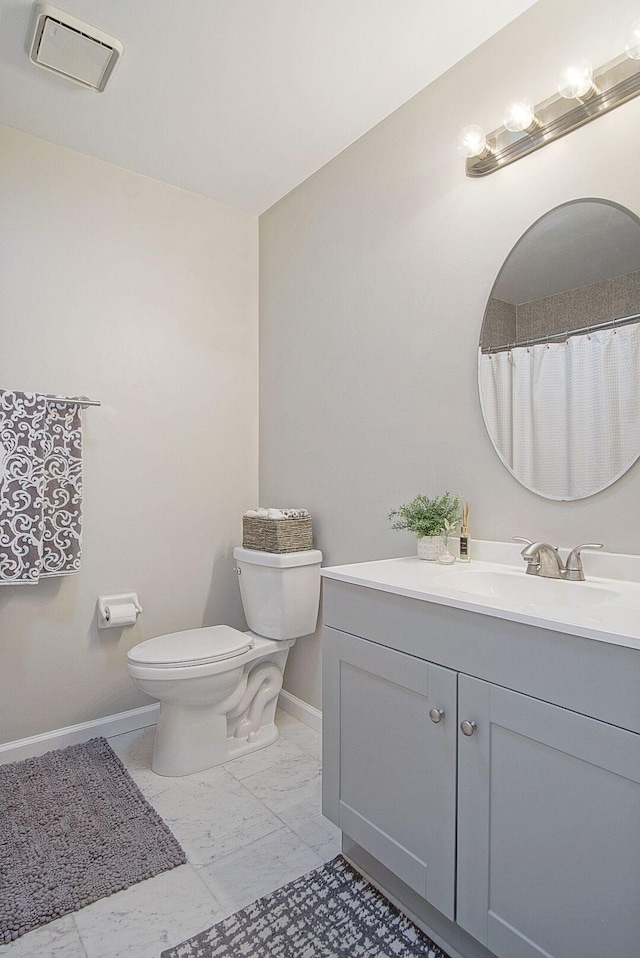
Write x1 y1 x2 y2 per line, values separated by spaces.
127 625 253 668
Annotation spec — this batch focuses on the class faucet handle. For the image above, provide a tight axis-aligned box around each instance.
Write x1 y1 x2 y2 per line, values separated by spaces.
565 543 603 579
513 537 533 546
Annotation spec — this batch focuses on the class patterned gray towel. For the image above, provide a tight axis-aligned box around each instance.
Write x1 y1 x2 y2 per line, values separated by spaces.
0 390 83 583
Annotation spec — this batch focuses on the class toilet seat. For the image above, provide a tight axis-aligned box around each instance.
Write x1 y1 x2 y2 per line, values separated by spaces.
126 625 253 669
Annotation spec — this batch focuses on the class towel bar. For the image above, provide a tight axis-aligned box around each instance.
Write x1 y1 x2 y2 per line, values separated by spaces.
42 395 101 408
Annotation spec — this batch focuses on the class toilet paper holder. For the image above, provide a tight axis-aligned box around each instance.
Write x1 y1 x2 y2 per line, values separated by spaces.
97 593 143 630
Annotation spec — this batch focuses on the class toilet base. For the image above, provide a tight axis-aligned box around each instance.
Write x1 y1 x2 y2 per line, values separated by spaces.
151 704 282 776
149 638 292 777
225 721 280 762
152 702 228 776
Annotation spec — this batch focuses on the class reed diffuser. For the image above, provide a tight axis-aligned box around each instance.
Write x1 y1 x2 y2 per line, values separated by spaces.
459 502 471 562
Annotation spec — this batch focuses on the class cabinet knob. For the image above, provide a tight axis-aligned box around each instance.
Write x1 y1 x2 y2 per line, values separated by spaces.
460 720 477 736
429 708 445 724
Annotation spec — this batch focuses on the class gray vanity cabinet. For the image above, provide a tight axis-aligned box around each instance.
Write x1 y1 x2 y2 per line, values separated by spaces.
456 675 640 958
322 580 640 958
322 627 457 919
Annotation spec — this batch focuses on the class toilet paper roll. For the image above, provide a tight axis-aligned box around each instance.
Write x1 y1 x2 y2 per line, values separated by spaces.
105 602 138 627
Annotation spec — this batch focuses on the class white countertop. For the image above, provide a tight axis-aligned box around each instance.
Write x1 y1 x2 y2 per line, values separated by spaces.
321 540 640 651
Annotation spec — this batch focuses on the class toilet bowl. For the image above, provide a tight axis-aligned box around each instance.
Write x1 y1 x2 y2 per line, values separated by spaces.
126 547 322 776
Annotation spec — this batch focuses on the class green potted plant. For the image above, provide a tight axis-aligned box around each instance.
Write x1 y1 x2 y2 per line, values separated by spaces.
388 492 461 561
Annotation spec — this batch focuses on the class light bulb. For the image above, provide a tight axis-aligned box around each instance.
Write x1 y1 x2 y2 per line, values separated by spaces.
503 98 538 133
558 59 596 99
457 124 489 158
626 17 640 59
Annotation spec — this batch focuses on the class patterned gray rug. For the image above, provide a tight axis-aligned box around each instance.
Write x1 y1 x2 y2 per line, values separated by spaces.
0 736 185 944
161 856 450 958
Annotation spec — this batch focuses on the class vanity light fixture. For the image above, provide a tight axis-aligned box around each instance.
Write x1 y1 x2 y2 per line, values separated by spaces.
461 22 640 176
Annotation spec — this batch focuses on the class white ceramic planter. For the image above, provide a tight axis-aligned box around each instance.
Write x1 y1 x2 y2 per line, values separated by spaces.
417 536 444 561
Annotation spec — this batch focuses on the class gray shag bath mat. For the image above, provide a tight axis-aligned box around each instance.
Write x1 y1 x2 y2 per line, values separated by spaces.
161 855 450 958
0 736 185 944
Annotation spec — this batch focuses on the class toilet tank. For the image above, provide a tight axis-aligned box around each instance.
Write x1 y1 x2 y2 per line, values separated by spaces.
233 547 322 640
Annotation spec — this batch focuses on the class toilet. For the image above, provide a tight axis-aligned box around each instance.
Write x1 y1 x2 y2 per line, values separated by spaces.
126 547 322 776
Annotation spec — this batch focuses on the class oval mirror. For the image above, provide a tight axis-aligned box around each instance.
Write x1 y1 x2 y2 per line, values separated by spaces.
478 198 640 500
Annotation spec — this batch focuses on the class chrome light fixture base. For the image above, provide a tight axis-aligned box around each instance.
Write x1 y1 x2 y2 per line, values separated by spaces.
466 53 640 177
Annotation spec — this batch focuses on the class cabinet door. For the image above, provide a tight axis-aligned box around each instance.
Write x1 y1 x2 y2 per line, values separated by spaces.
457 674 640 958
322 626 457 919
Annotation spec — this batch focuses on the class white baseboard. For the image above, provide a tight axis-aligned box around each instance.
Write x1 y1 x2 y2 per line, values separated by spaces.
0 703 159 765
278 689 322 733
1 692 319 765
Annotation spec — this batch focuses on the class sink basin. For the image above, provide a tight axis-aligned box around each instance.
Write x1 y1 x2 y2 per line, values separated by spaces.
436 569 618 608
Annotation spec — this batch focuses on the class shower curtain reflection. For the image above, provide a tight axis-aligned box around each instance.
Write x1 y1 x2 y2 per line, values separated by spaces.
479 322 640 499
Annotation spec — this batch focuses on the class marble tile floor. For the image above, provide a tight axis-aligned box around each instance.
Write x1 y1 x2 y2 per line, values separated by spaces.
3 709 341 958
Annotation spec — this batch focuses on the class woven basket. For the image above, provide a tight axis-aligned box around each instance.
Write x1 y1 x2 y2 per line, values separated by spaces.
242 516 313 553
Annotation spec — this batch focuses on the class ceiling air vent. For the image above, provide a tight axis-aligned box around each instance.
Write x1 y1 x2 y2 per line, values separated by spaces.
27 2 124 92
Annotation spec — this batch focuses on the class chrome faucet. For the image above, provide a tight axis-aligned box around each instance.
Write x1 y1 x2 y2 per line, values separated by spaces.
514 538 603 581
515 539 565 578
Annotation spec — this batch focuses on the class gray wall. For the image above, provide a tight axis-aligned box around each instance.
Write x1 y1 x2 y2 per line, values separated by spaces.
482 269 640 349
0 127 258 744
516 269 640 343
482 299 517 350
259 0 640 708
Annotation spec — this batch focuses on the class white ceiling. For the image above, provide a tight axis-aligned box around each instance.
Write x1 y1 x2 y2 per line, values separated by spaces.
0 1 538 214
